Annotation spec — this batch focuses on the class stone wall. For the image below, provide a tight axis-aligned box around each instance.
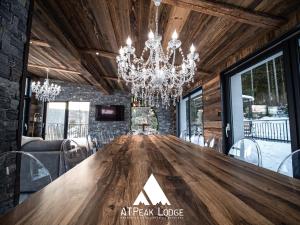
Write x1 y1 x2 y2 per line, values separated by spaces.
29 79 176 137
0 0 32 214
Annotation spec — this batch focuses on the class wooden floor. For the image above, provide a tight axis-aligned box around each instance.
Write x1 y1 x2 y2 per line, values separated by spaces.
1 135 300 225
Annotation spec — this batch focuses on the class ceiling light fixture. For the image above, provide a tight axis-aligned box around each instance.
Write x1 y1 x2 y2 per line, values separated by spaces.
31 69 61 102
116 0 199 107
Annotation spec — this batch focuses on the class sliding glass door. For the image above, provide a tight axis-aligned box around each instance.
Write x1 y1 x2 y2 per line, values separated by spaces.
223 29 300 177
45 102 67 140
44 102 90 140
68 102 90 139
229 52 291 172
178 88 203 142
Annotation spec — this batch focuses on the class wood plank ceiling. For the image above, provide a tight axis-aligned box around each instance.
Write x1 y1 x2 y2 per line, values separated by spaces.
28 0 300 94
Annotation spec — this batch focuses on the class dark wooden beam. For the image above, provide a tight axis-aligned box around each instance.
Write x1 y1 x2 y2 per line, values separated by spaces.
28 64 81 74
103 76 126 82
79 49 118 59
30 39 51 48
162 0 285 29
162 6 191 49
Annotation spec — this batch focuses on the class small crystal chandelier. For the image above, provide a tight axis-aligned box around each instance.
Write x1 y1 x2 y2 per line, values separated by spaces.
116 0 199 107
31 69 61 102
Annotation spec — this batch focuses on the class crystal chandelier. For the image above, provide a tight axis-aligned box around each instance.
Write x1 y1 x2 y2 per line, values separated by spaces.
116 0 199 107
31 69 61 102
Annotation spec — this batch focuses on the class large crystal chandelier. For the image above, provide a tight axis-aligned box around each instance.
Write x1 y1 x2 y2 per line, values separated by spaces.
31 69 61 102
116 0 199 107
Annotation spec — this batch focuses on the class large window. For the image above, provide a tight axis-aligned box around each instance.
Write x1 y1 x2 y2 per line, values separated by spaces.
45 102 90 141
229 52 291 172
222 29 300 178
178 89 203 142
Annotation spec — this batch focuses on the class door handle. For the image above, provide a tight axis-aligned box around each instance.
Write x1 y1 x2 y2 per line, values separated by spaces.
225 123 231 138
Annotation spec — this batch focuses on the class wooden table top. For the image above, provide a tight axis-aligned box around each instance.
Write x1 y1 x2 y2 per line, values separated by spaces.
1 135 300 225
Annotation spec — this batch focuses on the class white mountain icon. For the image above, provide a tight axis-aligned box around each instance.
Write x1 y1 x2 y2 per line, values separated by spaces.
133 174 171 206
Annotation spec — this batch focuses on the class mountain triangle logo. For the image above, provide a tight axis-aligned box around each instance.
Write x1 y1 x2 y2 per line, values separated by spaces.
133 174 171 206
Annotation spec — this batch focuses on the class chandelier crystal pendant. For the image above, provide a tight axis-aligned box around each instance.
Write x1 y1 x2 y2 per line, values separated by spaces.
31 69 61 102
116 0 199 107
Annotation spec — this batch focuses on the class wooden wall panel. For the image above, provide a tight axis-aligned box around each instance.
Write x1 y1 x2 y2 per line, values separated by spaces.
202 74 222 150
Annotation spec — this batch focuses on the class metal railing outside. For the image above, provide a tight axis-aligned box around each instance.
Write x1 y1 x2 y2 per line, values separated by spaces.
244 119 290 142
45 123 89 140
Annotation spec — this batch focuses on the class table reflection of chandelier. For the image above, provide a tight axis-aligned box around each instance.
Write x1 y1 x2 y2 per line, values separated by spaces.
31 69 61 102
116 0 199 107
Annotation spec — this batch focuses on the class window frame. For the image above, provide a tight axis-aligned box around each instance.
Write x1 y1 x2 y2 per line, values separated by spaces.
42 101 90 139
221 25 300 154
177 87 203 139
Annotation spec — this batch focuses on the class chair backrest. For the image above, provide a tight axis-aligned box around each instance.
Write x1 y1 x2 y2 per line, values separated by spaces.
277 149 300 178
0 151 52 214
61 140 87 172
228 138 262 167
197 135 205 147
180 130 189 141
190 134 198 144
86 135 95 154
209 138 215 148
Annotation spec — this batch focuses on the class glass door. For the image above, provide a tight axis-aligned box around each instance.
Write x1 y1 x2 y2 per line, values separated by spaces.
68 102 90 140
179 97 190 140
45 102 67 140
179 88 203 142
228 51 292 172
190 92 203 136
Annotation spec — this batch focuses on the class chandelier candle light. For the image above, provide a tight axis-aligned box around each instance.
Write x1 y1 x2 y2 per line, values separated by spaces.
31 69 61 102
116 0 199 107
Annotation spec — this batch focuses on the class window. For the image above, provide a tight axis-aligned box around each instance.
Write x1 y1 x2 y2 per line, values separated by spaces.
45 102 90 141
68 102 90 138
178 88 203 143
45 102 67 140
229 52 291 172
222 28 300 178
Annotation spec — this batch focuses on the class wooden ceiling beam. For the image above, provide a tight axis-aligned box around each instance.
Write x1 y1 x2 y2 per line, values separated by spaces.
162 0 285 29
79 49 118 59
28 64 81 74
103 76 125 82
162 6 191 49
29 63 126 84
30 39 51 48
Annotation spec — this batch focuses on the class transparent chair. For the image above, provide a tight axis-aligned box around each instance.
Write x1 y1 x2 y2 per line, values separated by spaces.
0 151 52 214
228 138 262 166
86 135 96 155
277 149 300 178
190 133 198 144
180 130 189 141
61 140 88 172
209 138 215 148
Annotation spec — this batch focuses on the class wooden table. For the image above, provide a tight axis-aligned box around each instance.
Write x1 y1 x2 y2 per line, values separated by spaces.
1 135 300 225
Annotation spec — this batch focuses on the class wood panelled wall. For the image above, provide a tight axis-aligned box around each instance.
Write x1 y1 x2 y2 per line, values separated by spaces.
185 10 300 152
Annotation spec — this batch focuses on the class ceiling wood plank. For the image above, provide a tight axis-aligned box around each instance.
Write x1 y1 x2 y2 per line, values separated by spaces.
104 76 125 82
162 6 191 49
30 39 51 48
28 64 81 74
80 48 118 59
32 1 112 95
162 0 285 28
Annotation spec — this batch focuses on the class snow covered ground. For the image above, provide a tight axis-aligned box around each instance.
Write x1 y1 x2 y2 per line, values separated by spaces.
256 140 291 174
189 136 292 176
